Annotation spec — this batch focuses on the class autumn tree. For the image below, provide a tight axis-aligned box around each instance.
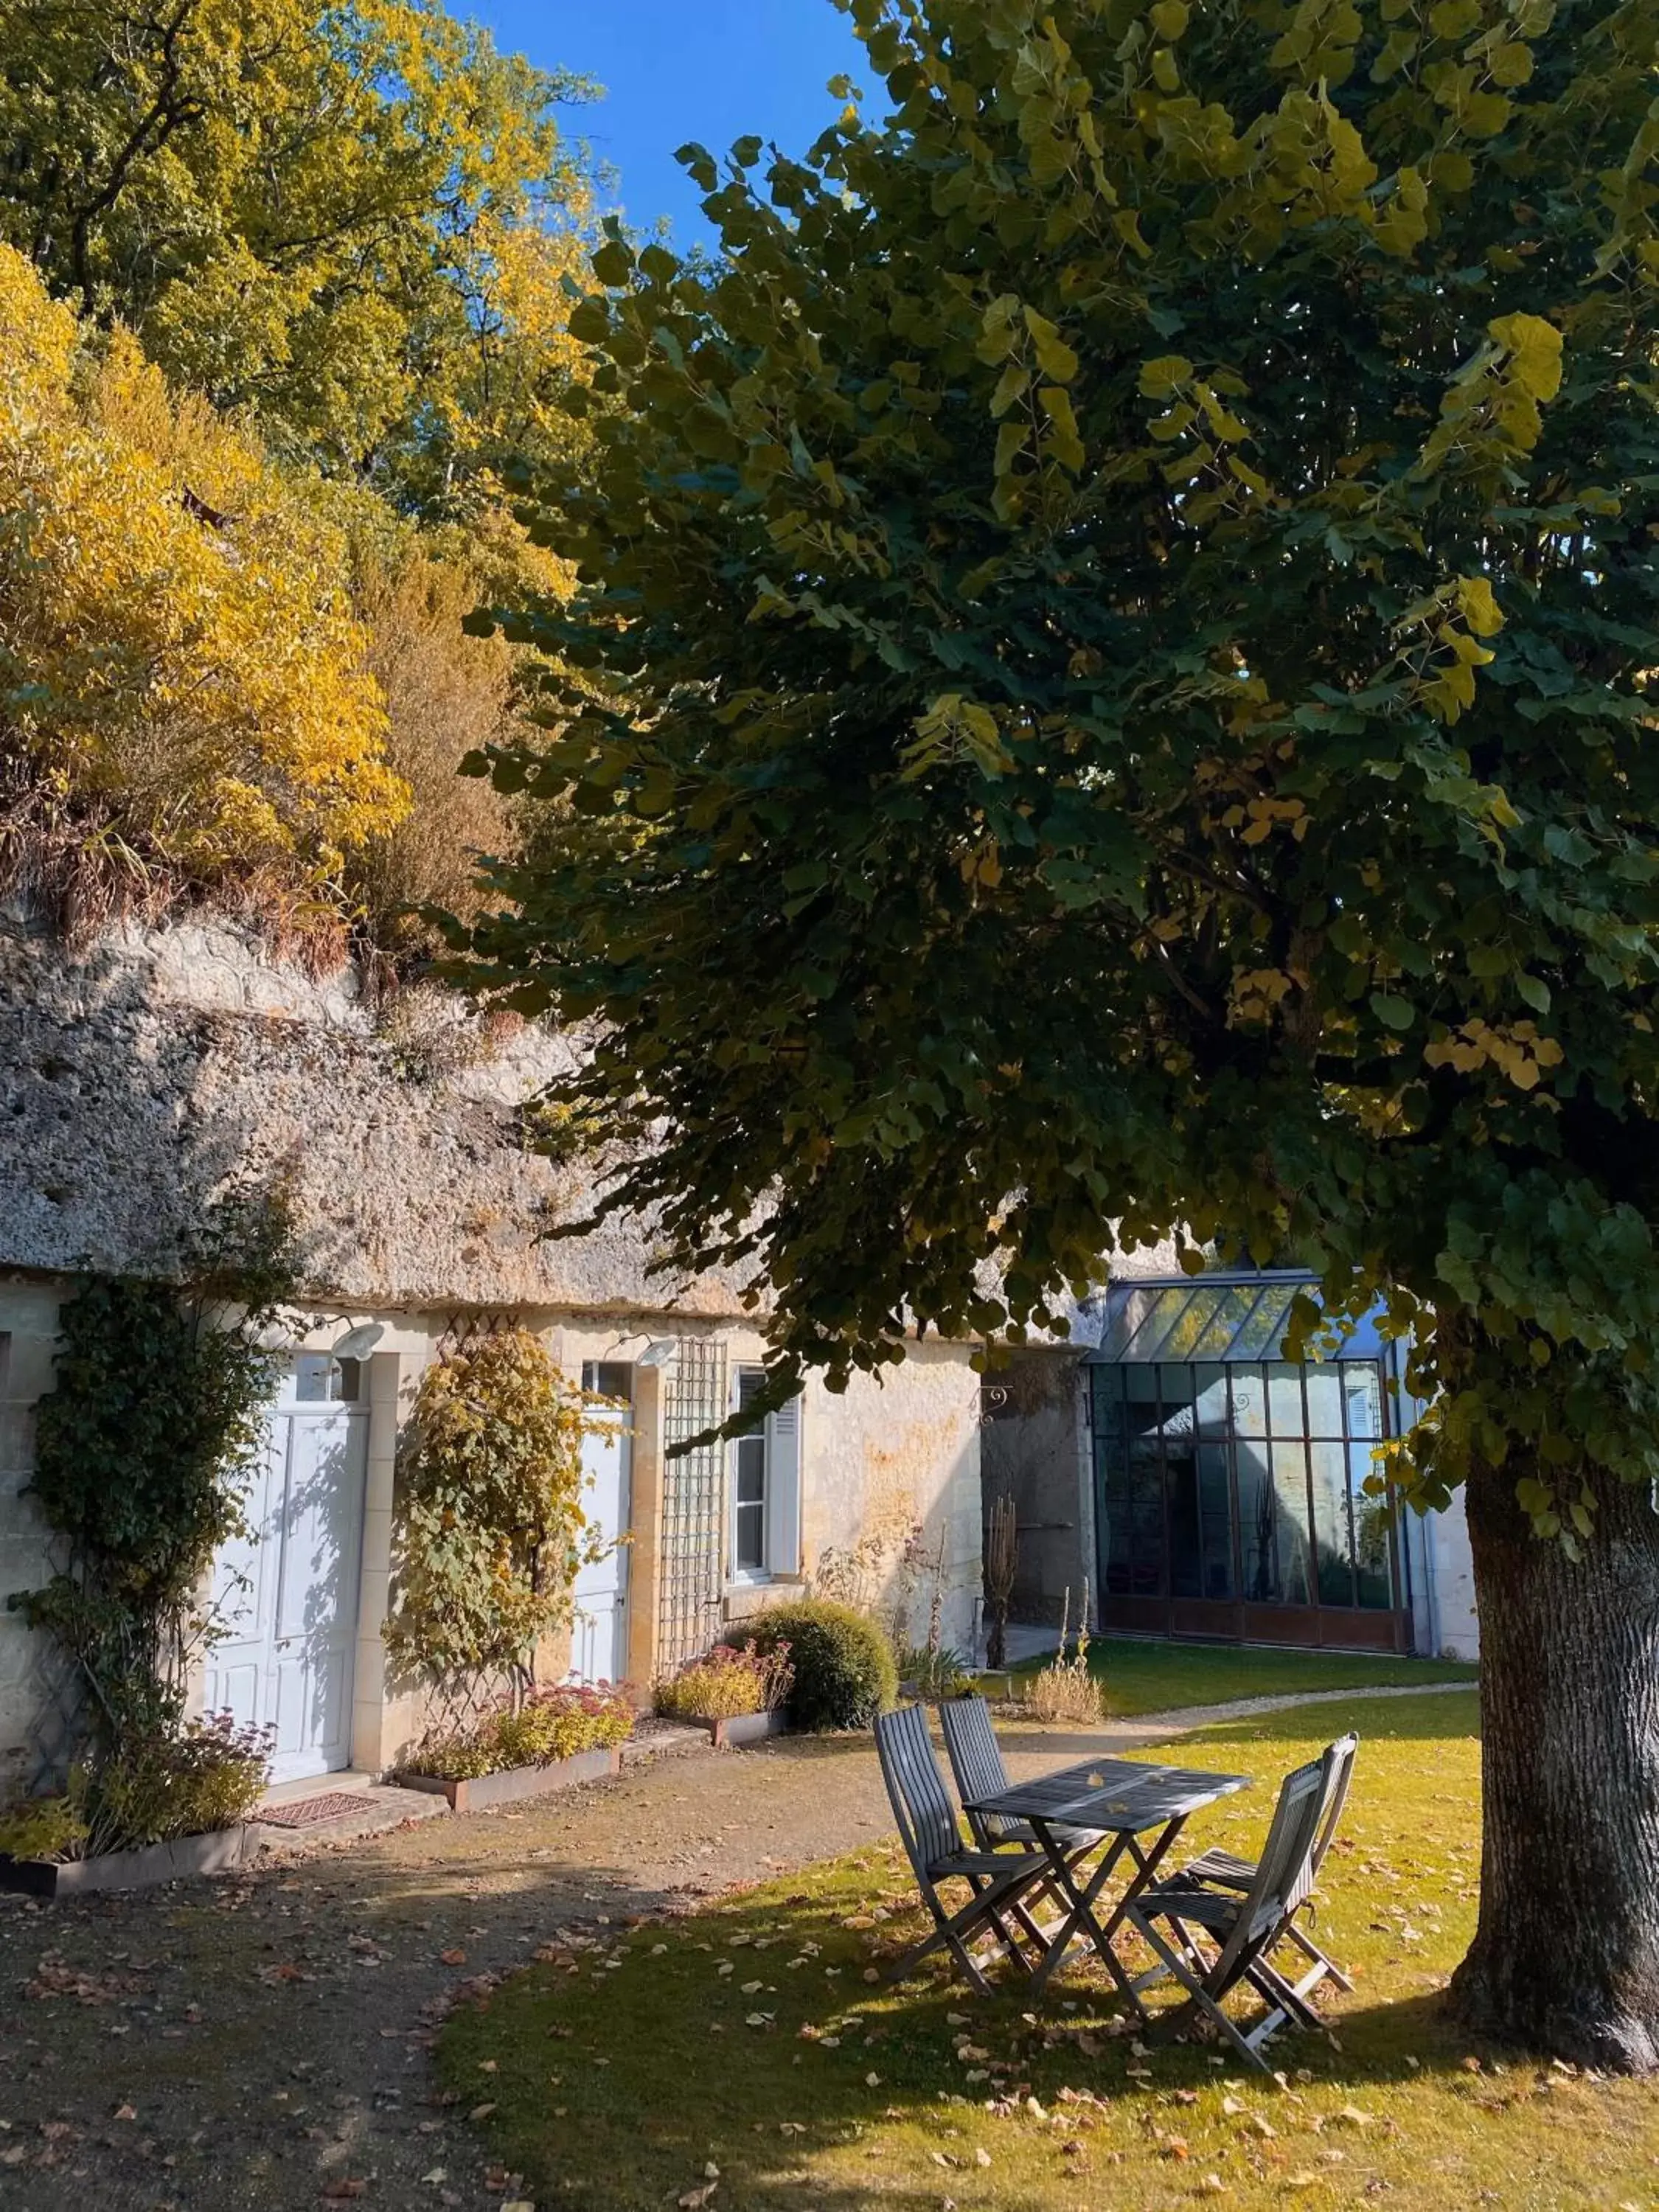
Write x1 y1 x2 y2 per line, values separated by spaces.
0 0 597 509
0 244 408 925
466 0 1659 2065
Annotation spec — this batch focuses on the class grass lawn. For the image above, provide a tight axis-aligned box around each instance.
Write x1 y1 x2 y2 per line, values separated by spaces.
996 1636 1478 1716
441 1688 1659 2211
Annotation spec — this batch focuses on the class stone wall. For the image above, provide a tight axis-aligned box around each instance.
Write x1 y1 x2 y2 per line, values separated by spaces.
0 910 748 1314
799 1343 984 1658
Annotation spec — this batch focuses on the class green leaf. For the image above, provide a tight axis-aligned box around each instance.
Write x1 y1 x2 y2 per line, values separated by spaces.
1138 353 1193 397
1038 384 1085 471
1370 992 1415 1031
590 239 634 288
1023 305 1079 384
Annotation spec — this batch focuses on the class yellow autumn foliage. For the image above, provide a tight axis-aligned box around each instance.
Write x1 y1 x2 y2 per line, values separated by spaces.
0 243 409 917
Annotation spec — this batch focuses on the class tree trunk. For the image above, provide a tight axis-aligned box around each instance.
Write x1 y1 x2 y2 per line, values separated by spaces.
1450 1453 1659 2068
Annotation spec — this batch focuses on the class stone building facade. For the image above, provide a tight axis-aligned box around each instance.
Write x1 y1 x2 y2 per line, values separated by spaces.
0 912 983 1788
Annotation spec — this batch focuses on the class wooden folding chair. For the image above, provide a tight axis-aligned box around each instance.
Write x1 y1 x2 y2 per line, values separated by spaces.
1180 1733 1358 1999
874 1703 1052 1996
1124 1753 1329 2069
940 1694 1105 1857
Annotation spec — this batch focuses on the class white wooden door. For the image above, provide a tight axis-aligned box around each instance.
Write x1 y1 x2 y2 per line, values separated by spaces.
204 1363 368 1783
568 1364 632 1686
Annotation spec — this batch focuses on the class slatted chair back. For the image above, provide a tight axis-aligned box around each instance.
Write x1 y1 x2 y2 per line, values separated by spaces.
875 1703 964 1886
1310 1733 1359 1877
939 1696 1020 1846
1220 1753 1327 1969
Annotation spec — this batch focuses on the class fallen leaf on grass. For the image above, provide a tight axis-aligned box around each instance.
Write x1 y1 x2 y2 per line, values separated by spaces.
677 2185 717 2209
320 2183 367 2201
468 2104 497 2123
439 1949 466 1967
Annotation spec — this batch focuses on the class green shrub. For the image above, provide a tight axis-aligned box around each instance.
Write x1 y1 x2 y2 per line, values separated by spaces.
654 1639 794 1723
0 1789 89 1864
742 1601 897 1732
409 1683 633 1782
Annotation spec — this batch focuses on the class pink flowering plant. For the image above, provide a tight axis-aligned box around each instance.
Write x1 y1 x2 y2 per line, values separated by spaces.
653 1638 793 1724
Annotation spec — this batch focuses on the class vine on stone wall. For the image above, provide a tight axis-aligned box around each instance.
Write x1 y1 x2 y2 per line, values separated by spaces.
9 1192 299 1762
382 1328 612 1711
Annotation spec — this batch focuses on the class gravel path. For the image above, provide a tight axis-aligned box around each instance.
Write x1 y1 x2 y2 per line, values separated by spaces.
0 1684 1475 2210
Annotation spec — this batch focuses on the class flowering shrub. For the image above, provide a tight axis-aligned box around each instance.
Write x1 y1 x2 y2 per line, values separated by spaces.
653 1640 794 1724
409 1683 634 1782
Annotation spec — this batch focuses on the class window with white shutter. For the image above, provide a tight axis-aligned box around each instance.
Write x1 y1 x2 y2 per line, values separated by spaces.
729 1367 804 1580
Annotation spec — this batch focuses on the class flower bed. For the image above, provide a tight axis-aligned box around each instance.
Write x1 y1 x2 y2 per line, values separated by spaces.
400 1683 634 1810
653 1639 794 1732
0 1711 272 1896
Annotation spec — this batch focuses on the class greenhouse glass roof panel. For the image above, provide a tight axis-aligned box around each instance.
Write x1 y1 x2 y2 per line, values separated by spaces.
1086 1277 1384 1364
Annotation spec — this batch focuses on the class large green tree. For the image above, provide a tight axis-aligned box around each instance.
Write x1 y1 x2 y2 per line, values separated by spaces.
467 0 1659 2062
0 0 595 503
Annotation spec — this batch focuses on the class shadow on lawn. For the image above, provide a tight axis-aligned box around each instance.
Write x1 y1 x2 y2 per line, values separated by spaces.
438 1854 1487 2212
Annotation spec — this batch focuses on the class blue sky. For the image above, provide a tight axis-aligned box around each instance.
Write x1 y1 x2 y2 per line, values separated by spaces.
474 1 871 248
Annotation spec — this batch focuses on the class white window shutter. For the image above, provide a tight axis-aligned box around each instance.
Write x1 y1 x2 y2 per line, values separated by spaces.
765 1394 803 1576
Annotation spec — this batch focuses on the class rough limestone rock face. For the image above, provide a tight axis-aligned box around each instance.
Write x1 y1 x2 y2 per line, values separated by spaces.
0 911 746 1314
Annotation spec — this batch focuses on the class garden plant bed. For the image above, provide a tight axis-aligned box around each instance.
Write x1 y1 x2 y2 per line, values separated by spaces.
398 1744 621 1814
0 1823 246 1897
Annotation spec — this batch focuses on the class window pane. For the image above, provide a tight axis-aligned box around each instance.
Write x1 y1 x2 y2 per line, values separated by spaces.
1198 1441 1235 1599
734 1366 768 1436
1273 1441 1313 1605
1310 1441 1354 1606
1091 1366 1125 1437
1194 1364 1230 1437
1352 1447 1395 1607
1343 1365 1382 1440
1157 1364 1199 1445
1237 1438 1278 1601
1267 1363 1304 1437
1231 1367 1267 1437
293 1354 330 1402
1096 1439 1133 1595
583 1360 633 1402
735 1500 765 1571
1166 1448 1202 1599
1304 1364 1343 1436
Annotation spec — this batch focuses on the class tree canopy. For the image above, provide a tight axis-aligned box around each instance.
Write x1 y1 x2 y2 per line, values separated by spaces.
0 0 597 509
465 0 1659 2063
474 0 1659 1518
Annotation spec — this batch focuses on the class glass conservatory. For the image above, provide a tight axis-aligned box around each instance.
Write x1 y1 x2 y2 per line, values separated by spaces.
1086 1273 1413 1652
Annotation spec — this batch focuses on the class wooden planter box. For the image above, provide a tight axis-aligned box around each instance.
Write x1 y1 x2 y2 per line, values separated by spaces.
0 1824 247 1898
397 1744 622 1815
698 1710 790 1750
